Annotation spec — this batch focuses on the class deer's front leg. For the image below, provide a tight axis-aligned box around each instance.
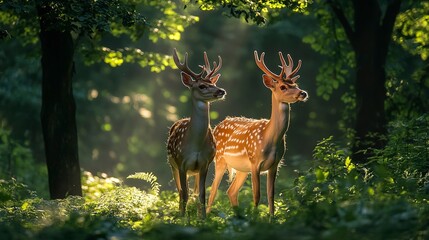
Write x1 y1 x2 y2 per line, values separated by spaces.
179 169 188 217
198 163 209 219
207 156 227 213
267 166 277 217
251 166 261 207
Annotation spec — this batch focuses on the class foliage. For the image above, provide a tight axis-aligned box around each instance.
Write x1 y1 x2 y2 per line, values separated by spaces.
1 1 428 238
1 115 429 239
0 0 200 184
0 125 48 198
385 56 429 120
0 178 37 204
127 172 161 195
81 171 121 202
0 0 198 70
394 1 429 60
190 0 311 24
301 0 354 101
372 114 429 195
298 0 429 133
192 0 429 139
276 131 428 239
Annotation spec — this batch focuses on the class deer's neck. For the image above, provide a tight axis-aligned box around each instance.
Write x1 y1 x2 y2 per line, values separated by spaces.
264 94 289 145
188 99 210 147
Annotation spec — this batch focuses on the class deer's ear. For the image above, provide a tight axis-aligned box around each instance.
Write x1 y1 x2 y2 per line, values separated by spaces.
181 72 194 88
210 74 221 84
262 74 276 89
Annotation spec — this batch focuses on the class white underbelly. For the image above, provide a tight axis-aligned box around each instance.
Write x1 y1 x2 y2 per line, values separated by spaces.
223 151 252 172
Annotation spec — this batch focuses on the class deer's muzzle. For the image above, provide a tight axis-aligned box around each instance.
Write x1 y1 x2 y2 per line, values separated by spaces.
298 90 309 102
214 89 226 98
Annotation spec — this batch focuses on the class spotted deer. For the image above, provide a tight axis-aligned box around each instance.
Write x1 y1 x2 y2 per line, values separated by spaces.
207 51 308 217
167 48 226 218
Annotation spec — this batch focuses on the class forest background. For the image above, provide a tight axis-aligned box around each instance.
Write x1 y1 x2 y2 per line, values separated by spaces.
1 0 340 195
0 0 428 239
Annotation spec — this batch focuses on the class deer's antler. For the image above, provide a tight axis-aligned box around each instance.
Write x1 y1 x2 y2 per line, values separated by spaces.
173 49 222 83
202 52 222 82
254 51 284 81
173 48 205 80
279 52 301 83
255 51 302 83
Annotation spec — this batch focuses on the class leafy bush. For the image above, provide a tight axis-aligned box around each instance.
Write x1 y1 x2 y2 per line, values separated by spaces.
373 114 429 197
1 116 429 239
276 125 429 239
0 178 37 204
0 126 48 198
81 171 121 202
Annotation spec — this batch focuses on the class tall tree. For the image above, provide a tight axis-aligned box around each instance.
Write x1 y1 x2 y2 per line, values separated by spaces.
0 0 197 199
37 2 81 198
326 0 402 163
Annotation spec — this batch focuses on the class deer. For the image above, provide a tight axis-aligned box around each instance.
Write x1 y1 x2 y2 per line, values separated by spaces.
206 50 308 218
167 48 226 219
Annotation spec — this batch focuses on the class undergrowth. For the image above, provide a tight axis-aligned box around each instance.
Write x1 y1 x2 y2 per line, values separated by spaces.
0 115 428 239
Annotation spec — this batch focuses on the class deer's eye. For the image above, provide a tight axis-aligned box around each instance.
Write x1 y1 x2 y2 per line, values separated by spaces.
198 85 208 90
280 85 287 91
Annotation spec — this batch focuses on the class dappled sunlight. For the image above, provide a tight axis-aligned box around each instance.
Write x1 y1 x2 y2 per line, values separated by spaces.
166 105 177 114
109 95 121 104
82 171 121 201
82 171 161 225
88 89 98 100
165 105 179 122
91 148 99 161
132 93 152 105
122 95 131 103
179 94 189 103
210 111 219 120
104 92 156 120
138 107 152 118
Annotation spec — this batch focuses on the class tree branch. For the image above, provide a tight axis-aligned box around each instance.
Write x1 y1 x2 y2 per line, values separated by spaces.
327 0 356 50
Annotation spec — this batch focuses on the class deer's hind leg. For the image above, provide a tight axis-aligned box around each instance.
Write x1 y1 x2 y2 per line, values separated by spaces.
226 171 248 207
171 167 181 193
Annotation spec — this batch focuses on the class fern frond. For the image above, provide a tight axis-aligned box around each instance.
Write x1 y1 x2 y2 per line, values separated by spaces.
127 172 161 195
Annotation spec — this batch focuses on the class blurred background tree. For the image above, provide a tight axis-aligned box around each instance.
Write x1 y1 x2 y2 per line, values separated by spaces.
1 0 427 198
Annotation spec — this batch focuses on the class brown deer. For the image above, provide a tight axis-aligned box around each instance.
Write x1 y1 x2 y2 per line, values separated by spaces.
206 51 308 217
167 48 225 218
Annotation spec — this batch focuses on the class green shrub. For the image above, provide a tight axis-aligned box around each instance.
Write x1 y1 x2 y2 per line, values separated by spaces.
0 126 48 198
1 116 428 240
81 171 121 202
373 114 429 197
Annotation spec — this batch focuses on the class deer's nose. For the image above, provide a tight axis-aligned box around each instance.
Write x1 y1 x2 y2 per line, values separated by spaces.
215 89 226 97
299 91 308 101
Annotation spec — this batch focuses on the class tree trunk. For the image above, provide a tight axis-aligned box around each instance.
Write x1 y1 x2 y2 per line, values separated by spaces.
329 0 402 164
37 4 82 199
330 0 401 164
351 0 388 164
